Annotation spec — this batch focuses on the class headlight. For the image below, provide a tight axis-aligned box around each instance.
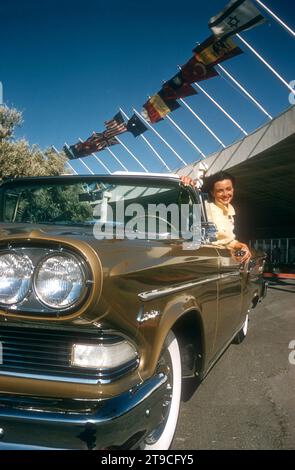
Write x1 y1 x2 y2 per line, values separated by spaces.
34 253 85 309
71 341 138 369
0 253 33 305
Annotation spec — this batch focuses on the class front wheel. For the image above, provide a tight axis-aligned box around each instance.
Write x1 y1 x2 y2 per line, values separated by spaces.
141 330 182 450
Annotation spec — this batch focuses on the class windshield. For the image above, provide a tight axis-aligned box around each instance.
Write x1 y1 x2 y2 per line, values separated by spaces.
0 178 201 240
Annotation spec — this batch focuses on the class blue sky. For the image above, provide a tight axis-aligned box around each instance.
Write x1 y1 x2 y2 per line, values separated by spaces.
1 0 294 174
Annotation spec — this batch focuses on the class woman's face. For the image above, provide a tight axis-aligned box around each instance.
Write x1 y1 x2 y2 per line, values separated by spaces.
211 179 234 206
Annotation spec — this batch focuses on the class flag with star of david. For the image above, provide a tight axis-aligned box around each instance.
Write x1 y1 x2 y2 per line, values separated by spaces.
209 0 266 40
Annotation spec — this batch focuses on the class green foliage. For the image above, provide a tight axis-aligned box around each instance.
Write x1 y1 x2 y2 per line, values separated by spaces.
0 105 68 182
15 185 93 224
0 106 23 139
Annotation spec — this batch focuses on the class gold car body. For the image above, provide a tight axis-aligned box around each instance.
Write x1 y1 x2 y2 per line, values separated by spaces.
0 174 266 449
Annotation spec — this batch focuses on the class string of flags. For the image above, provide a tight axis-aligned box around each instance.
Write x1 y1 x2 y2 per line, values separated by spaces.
63 0 266 160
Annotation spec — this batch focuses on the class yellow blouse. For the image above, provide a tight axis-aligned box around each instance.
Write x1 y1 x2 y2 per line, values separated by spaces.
206 201 236 247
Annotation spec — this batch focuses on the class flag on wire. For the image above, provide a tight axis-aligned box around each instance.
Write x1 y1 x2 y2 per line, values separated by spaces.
63 145 76 160
181 56 218 83
193 35 243 66
141 104 162 124
64 132 118 159
209 0 265 39
127 114 148 137
104 111 127 138
142 93 180 123
161 74 198 100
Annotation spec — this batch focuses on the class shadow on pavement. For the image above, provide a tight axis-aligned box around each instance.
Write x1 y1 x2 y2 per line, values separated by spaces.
181 377 201 402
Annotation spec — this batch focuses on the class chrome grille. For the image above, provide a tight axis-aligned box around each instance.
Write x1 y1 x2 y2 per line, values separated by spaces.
0 325 138 383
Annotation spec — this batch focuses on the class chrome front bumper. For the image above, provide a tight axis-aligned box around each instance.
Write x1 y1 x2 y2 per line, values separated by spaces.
0 374 167 450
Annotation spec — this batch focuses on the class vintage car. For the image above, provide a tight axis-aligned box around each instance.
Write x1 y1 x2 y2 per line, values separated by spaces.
0 173 267 449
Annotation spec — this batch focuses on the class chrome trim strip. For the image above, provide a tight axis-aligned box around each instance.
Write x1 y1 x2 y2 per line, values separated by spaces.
138 275 220 301
138 270 240 301
0 373 167 424
0 370 100 385
0 358 139 385
220 271 240 279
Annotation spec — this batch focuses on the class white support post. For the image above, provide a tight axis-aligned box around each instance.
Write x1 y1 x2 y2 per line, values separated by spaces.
115 136 148 172
79 159 94 174
120 108 172 171
193 82 248 136
133 108 188 166
255 0 295 38
51 145 78 175
217 64 273 120
106 147 128 171
179 98 226 147
77 138 111 174
64 143 94 174
66 162 78 174
165 114 206 158
237 34 294 93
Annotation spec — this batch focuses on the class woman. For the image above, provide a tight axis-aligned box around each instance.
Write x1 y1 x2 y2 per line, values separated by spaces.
180 172 251 263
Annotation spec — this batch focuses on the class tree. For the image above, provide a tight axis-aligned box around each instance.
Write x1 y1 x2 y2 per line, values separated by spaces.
0 105 68 182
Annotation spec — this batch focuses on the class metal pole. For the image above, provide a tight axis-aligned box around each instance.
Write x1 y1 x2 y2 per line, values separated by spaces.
217 64 273 120
106 147 129 171
255 0 295 38
120 108 171 171
51 145 78 175
79 158 94 174
92 155 111 174
165 114 206 158
66 161 78 174
237 34 294 93
115 136 148 172
78 138 111 174
64 143 94 174
193 40 272 120
133 108 188 166
179 98 226 147
193 82 248 136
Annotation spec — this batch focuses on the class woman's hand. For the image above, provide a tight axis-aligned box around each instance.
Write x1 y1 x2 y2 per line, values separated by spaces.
235 244 252 263
180 175 196 187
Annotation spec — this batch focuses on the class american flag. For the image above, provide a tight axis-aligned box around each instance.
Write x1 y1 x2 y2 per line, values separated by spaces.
64 131 118 159
104 111 127 139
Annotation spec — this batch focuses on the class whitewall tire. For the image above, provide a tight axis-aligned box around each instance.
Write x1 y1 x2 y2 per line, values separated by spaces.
141 330 182 450
233 313 249 344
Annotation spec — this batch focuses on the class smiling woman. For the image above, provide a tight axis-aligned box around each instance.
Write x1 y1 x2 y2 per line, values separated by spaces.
203 171 251 262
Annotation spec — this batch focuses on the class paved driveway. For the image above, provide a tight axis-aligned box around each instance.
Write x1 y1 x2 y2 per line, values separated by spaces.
173 279 295 450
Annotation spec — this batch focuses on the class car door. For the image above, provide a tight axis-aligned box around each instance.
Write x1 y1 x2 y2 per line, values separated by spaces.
213 246 243 355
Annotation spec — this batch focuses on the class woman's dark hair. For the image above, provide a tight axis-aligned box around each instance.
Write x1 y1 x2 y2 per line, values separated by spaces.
202 171 235 195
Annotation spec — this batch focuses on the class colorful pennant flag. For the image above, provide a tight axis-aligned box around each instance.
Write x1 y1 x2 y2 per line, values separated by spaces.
127 114 148 137
104 111 127 139
64 132 118 159
180 57 219 83
142 93 180 123
161 74 198 100
209 0 265 40
193 35 243 66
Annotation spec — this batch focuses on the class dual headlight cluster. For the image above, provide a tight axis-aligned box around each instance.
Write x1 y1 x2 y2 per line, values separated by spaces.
0 251 86 310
